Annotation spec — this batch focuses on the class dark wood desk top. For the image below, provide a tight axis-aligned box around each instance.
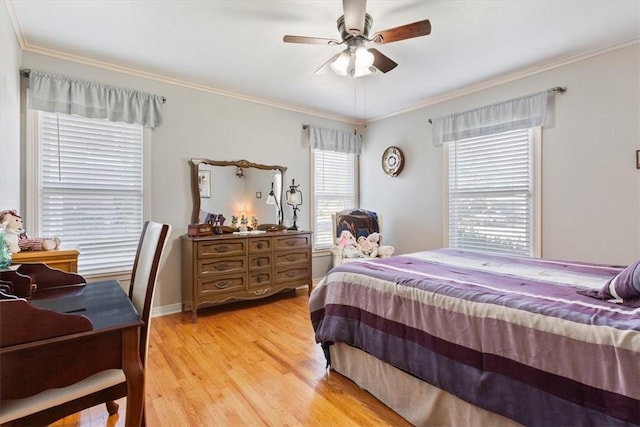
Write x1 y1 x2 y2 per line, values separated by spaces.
31 279 140 330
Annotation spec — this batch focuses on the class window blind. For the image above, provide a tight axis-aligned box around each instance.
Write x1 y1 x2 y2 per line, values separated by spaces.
448 128 533 256
38 111 144 276
313 149 356 250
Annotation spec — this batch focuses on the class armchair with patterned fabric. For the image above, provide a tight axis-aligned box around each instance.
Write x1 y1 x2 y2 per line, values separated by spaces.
330 209 395 267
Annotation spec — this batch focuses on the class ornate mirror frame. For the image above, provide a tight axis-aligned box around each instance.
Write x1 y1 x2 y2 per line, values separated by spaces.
190 158 287 225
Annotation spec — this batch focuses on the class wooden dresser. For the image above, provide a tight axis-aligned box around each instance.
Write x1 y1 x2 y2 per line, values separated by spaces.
181 230 311 321
11 249 79 273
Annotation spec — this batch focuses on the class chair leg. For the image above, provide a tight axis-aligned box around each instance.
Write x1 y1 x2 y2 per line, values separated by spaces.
106 400 119 415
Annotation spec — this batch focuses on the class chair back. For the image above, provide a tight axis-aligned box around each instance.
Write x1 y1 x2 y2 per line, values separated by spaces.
128 221 171 365
333 209 382 241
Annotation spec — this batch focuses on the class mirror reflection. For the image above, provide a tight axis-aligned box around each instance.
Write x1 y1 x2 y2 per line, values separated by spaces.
190 159 287 227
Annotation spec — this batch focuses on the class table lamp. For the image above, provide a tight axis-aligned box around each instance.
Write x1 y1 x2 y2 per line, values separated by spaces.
265 182 282 225
286 179 302 231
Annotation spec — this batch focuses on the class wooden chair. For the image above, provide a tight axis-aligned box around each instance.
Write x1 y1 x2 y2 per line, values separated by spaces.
0 221 171 426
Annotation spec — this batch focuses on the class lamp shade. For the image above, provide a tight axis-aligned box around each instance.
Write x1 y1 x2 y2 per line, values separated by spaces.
266 194 276 205
352 66 374 78
354 46 374 69
286 190 299 205
330 50 351 76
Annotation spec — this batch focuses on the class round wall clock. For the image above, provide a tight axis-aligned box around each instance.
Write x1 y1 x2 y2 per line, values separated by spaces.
381 146 405 177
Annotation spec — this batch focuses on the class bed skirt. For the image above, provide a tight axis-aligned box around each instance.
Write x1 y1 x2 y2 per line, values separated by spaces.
330 342 522 427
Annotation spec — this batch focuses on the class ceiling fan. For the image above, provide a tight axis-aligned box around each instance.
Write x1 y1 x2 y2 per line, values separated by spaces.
283 0 431 78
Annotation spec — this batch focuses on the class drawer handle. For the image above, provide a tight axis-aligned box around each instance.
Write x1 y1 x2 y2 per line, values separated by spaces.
215 263 229 271
257 259 265 266
286 255 298 262
215 245 230 252
285 271 297 278
286 241 295 246
257 242 264 249
257 275 265 283
216 281 230 289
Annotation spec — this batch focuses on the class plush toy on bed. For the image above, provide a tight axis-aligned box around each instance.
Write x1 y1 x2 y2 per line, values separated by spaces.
0 209 60 253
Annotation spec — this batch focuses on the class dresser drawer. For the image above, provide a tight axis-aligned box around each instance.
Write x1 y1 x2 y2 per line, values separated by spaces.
198 240 246 258
274 234 311 251
248 254 272 271
274 265 311 284
198 274 246 295
198 257 246 276
248 237 272 253
248 271 272 289
274 250 310 267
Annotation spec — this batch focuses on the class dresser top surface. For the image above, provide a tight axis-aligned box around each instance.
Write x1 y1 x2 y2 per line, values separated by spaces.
181 230 311 241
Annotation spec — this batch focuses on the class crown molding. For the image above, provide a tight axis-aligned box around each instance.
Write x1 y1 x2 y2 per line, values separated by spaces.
6 0 361 126
4 0 25 48
6 0 635 127
20 43 362 125
369 38 640 123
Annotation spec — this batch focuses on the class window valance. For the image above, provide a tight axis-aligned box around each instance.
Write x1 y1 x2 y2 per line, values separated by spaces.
431 91 548 146
308 125 362 154
28 70 164 129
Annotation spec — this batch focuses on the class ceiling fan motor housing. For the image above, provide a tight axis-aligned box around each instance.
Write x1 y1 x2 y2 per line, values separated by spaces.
337 13 373 40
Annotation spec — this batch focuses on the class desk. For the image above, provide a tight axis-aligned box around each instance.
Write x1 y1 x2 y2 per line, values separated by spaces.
0 280 144 426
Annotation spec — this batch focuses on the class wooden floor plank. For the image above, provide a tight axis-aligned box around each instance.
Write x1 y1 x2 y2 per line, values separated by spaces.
50 289 411 426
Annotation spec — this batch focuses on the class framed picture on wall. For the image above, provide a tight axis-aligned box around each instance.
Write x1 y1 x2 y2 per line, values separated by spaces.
636 150 640 170
198 170 211 198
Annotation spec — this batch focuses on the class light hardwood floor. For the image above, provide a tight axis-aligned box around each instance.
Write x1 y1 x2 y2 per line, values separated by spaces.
50 288 411 426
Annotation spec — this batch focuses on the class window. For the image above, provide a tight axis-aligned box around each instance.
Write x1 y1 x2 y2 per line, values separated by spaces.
446 128 540 257
28 110 146 276
312 149 358 250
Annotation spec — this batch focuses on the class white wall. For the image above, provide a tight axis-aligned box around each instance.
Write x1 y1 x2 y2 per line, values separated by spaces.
16 52 354 311
5 31 639 312
361 44 640 265
0 0 21 210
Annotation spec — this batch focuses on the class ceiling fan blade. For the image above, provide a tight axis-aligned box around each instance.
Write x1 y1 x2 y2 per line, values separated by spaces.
342 0 367 35
314 53 341 75
372 19 431 44
283 35 340 45
368 48 398 73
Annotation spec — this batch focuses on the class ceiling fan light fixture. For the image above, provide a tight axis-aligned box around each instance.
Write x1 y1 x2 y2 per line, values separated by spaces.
330 49 351 76
351 66 375 78
354 46 374 69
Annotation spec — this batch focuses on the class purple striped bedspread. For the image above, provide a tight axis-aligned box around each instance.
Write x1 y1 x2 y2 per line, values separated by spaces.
309 248 640 426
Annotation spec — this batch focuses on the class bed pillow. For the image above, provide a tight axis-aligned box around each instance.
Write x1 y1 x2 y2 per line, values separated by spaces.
579 259 640 307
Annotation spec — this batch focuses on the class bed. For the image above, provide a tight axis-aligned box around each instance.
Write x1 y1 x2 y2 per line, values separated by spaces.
309 248 640 426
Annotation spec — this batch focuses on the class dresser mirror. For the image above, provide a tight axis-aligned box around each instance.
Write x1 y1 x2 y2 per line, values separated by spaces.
190 158 287 227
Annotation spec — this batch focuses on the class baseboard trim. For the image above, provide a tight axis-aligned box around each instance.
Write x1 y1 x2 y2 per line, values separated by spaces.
151 303 183 318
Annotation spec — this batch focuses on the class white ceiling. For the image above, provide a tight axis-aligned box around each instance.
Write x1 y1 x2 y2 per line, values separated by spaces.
8 0 640 123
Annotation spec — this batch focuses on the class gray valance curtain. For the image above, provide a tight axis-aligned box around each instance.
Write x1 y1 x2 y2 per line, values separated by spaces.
28 71 164 128
431 91 548 146
308 125 362 154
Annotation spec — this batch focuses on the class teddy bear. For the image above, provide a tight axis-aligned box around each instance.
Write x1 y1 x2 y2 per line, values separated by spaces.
357 232 381 258
0 209 60 253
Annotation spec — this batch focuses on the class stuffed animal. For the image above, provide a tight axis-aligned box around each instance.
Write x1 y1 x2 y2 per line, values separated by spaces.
357 232 381 258
0 210 60 253
338 230 363 258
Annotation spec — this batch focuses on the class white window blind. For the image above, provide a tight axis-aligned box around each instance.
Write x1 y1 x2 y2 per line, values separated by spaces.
448 128 535 257
313 149 357 250
37 111 144 276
